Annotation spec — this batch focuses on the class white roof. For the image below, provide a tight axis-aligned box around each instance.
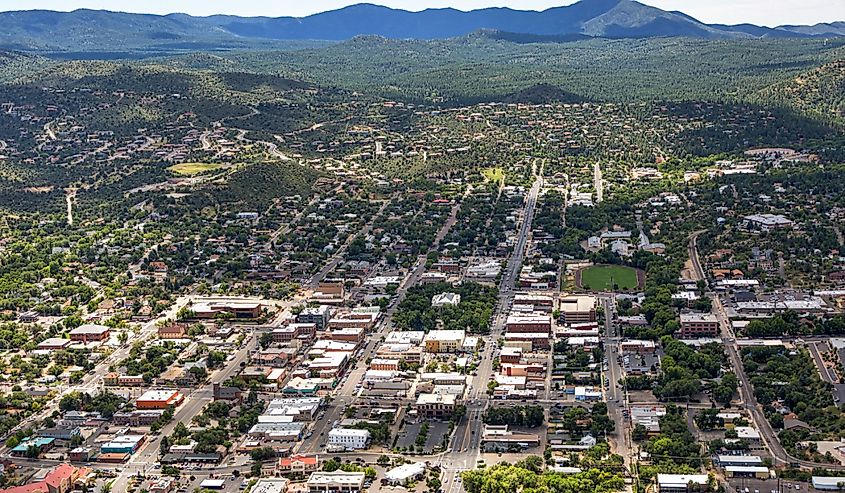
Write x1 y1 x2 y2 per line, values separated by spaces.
680 312 718 323
252 479 289 493
735 426 760 439
718 455 762 464
199 479 225 488
69 324 110 334
812 477 845 489
657 474 709 487
308 472 366 486
328 428 370 438
385 462 426 481
424 330 465 342
725 466 769 473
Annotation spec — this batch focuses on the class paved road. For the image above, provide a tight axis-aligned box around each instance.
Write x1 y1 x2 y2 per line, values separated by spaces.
442 173 543 492
688 232 845 471
306 198 392 289
299 194 465 454
601 295 635 469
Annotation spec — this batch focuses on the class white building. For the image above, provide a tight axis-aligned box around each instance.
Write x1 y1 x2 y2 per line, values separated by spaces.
432 292 461 307
307 472 366 493
327 428 370 450
656 474 709 493
385 462 426 485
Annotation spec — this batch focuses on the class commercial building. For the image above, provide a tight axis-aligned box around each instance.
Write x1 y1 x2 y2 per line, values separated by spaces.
716 455 763 467
735 426 761 442
679 313 719 338
36 338 72 351
277 455 320 475
158 323 187 339
101 435 145 454
415 393 457 418
306 472 365 493
724 466 770 479
248 422 306 441
812 477 845 491
503 332 550 351
273 323 316 343
327 428 370 450
192 301 262 319
0 463 89 493
296 306 333 330
481 424 540 451
252 479 290 493
656 474 710 493
135 390 184 410
743 214 793 232
558 296 597 323
513 294 554 312
384 463 426 485
68 324 110 343
505 314 552 334
423 330 465 353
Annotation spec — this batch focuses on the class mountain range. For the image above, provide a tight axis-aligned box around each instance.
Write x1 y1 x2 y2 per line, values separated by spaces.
0 0 844 53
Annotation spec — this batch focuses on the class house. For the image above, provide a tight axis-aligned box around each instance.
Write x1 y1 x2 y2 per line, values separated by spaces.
212 383 243 402
306 472 365 493
327 428 370 450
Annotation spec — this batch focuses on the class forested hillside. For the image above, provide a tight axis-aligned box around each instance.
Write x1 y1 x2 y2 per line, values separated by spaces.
757 60 845 123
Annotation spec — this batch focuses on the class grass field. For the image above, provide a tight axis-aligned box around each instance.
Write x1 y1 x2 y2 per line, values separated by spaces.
167 162 223 176
579 265 641 291
482 167 505 185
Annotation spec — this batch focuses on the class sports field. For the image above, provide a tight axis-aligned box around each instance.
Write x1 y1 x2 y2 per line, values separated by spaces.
578 265 642 291
167 162 223 176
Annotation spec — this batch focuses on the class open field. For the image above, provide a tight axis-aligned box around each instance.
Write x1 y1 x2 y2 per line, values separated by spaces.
167 162 224 176
577 264 642 291
482 167 505 185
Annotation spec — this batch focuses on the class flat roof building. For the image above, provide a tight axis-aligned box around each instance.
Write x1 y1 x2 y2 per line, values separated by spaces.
307 472 365 493
136 390 184 410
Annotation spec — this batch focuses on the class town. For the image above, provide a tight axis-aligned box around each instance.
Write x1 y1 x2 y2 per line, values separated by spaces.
1 12 845 493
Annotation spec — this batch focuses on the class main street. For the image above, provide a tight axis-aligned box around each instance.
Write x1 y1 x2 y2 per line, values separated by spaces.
440 171 543 493
601 295 636 469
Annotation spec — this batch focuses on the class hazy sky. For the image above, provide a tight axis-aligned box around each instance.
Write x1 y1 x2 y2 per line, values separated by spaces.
2 0 842 27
